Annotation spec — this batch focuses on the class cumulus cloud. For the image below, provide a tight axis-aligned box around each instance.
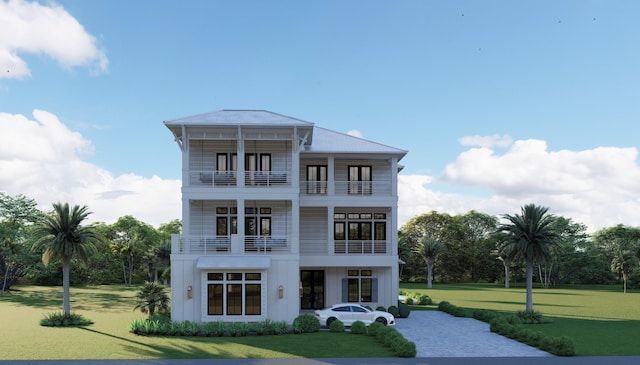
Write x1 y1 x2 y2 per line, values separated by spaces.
458 134 513 148
347 129 363 138
397 139 640 232
0 110 180 226
0 0 108 79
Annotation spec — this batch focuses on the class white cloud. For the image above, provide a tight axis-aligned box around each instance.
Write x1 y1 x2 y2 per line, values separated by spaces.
458 134 512 148
0 0 108 79
0 110 179 226
347 129 363 138
397 139 640 232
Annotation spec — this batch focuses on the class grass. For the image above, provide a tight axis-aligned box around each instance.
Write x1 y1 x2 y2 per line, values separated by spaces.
0 285 393 360
401 282 640 356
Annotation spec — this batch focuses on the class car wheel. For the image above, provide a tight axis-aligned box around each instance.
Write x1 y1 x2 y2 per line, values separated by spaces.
375 317 388 326
326 317 337 327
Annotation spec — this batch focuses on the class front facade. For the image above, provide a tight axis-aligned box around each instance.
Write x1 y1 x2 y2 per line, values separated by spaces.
165 110 407 324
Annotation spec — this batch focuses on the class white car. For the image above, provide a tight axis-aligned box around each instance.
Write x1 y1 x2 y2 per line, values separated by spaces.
314 303 395 327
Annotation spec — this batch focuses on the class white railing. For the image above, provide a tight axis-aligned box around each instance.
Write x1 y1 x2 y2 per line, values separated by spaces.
177 235 233 254
244 235 289 253
191 170 237 187
300 180 392 196
334 240 388 254
244 171 289 186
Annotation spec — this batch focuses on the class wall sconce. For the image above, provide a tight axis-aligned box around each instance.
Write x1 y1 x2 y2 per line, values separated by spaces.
187 285 193 299
278 285 284 299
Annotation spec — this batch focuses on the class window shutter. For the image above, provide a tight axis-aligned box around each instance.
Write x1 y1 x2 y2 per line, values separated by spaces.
371 278 378 302
341 278 348 302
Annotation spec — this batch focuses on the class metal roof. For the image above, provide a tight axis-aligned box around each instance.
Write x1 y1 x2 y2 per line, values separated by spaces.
304 126 407 160
164 109 315 127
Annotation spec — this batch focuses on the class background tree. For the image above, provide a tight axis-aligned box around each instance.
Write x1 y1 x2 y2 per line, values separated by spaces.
499 204 559 313
492 231 517 288
0 193 42 292
413 236 442 288
107 216 159 286
592 224 640 293
31 203 103 315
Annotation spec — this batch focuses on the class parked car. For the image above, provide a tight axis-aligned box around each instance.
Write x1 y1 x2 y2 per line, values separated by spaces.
314 303 395 327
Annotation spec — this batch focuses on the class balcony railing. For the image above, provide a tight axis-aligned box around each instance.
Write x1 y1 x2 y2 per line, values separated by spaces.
244 171 289 186
173 235 290 254
334 240 388 254
177 235 232 254
300 180 392 196
192 170 237 187
244 235 289 253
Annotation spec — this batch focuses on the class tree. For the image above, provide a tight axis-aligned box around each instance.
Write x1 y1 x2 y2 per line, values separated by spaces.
592 224 640 293
499 204 560 313
31 203 102 315
413 236 442 289
0 193 42 292
134 281 170 317
107 216 159 286
493 232 518 288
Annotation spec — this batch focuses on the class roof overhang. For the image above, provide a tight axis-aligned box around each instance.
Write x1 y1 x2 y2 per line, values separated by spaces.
196 256 271 270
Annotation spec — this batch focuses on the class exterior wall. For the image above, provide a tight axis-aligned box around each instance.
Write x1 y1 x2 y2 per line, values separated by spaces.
167 112 404 323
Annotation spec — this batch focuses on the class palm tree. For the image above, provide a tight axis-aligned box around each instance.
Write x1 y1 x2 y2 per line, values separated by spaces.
492 232 518 289
499 204 559 313
413 236 442 289
610 240 635 293
31 202 102 315
134 281 170 317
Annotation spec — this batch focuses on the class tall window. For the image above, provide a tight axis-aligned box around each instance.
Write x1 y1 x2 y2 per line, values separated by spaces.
245 207 271 237
347 269 373 302
307 165 327 194
216 207 237 236
207 272 262 316
217 153 237 171
348 166 372 195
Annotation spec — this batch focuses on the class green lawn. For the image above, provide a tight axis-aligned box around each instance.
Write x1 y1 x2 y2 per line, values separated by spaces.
0 285 393 360
401 283 640 356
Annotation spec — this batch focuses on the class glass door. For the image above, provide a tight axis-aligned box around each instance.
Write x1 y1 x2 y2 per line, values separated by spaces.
300 270 324 310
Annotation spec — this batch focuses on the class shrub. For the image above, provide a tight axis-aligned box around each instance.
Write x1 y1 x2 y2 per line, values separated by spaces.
398 302 411 318
394 339 417 357
133 281 170 317
387 305 399 317
517 310 551 324
271 320 289 335
292 314 320 334
40 312 93 327
350 320 367 334
418 295 432 305
329 319 345 333
404 297 414 305
438 301 468 317
367 321 384 336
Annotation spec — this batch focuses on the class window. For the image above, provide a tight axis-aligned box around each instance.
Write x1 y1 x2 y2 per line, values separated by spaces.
245 207 271 237
215 207 237 236
217 153 237 171
307 165 327 194
334 213 387 254
344 270 374 303
206 272 262 316
348 166 372 195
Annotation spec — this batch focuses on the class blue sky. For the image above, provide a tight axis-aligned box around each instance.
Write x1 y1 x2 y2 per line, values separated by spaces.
2 0 640 232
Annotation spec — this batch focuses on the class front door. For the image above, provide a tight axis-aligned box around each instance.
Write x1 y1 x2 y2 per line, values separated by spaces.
300 270 324 310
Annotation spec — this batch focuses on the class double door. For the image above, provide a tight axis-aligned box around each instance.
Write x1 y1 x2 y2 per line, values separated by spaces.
300 270 324 310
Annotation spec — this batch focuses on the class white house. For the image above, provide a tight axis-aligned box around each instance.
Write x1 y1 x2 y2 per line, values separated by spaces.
164 110 407 324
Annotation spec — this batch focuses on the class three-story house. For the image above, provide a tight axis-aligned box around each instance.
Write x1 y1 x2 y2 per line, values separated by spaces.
165 110 407 323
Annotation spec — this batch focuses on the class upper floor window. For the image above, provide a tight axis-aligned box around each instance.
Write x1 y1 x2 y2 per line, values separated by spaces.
307 165 327 194
348 166 371 195
334 212 386 241
245 207 271 236
217 153 237 172
245 154 271 172
216 207 237 236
